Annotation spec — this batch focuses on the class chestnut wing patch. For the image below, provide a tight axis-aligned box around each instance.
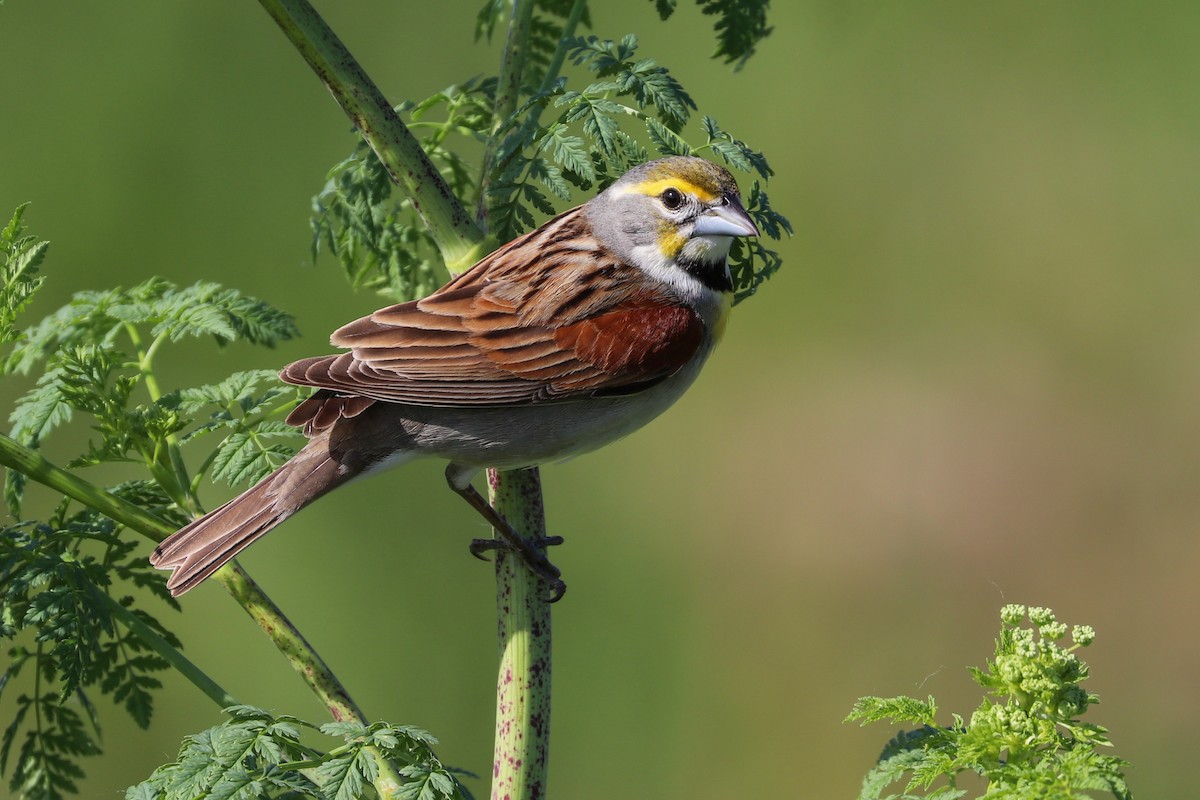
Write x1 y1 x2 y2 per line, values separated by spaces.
549 303 704 395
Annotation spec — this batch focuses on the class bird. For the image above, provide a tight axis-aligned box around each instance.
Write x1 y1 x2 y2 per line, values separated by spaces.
149 156 760 601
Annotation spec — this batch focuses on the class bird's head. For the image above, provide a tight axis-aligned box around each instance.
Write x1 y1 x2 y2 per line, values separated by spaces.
587 156 760 296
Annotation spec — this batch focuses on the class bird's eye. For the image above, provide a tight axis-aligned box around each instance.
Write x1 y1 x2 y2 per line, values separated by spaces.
660 187 684 211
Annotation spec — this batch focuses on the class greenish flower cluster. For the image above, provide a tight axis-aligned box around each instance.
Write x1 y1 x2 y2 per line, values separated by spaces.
847 605 1131 800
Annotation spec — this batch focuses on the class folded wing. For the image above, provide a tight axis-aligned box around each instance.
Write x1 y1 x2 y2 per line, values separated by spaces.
281 207 705 420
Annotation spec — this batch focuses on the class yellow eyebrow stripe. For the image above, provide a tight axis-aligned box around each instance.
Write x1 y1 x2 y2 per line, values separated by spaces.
626 177 718 203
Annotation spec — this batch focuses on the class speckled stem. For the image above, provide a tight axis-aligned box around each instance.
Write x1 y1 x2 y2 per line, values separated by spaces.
487 467 552 800
481 4 554 797
213 561 367 723
257 0 487 274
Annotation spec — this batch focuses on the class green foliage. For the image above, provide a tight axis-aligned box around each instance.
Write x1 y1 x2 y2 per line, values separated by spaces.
311 6 789 303
476 0 589 55
309 78 494 302
2 684 100 800
7 277 299 377
699 0 773 69
4 274 305 515
847 605 1131 800
650 0 773 68
165 370 303 489
128 706 473 800
0 498 184 800
0 204 49 348
0 208 306 799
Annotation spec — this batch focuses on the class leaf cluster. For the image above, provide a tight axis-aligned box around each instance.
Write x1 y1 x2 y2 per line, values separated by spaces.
311 4 789 303
484 0 774 71
164 370 303 490
4 273 306 516
0 496 183 800
476 0 591 74
0 204 49 348
651 0 774 69
846 605 1131 800
8 276 298 376
128 706 474 800
0 209 305 799
311 78 495 303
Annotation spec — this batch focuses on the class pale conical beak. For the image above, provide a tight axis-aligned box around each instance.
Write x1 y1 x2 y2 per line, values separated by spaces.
693 195 760 238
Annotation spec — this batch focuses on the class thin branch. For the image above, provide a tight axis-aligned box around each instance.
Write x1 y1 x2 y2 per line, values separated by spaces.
0 430 407 795
536 0 587 100
126 323 202 517
495 0 537 125
0 434 355 719
476 0 538 228
101 592 239 709
0 433 175 540
257 0 486 273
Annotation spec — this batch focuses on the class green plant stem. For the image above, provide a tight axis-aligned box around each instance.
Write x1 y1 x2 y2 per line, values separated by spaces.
536 0 587 98
125 323 201 516
475 0 537 227
256 0 486 274
1 435 364 706
0 431 407 795
477 0 586 227
0 433 174 539
487 466 552 800
100 592 238 709
495 0 536 123
478 6 555 799
215 569 403 798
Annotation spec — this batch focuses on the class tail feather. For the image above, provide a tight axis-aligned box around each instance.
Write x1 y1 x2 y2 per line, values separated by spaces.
151 443 349 596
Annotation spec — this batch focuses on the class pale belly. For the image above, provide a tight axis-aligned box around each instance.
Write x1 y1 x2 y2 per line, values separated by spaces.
342 346 712 475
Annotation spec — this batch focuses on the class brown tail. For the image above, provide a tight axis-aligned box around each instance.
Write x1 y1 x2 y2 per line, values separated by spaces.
150 441 352 596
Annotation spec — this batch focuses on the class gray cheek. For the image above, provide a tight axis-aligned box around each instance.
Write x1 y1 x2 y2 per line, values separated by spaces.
682 236 732 262
620 205 656 235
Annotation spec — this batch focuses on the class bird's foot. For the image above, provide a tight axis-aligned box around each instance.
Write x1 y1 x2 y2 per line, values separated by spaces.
470 534 566 602
469 535 565 558
445 464 568 602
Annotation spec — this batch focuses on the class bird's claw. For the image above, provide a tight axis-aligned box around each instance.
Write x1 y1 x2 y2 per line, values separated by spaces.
469 535 564 558
544 577 567 603
468 535 567 602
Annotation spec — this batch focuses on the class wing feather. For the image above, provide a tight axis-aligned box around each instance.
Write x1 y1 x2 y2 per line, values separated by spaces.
280 206 707 415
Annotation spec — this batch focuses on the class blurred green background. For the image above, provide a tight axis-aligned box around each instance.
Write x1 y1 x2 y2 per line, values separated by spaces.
2 2 1198 797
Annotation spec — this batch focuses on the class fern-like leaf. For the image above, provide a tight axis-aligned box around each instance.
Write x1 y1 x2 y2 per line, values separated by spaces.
0 204 50 349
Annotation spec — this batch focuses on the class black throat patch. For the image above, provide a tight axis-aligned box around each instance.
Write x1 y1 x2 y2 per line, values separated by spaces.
678 254 733 293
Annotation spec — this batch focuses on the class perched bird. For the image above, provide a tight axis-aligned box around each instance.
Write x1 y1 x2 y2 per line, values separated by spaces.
150 156 759 600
